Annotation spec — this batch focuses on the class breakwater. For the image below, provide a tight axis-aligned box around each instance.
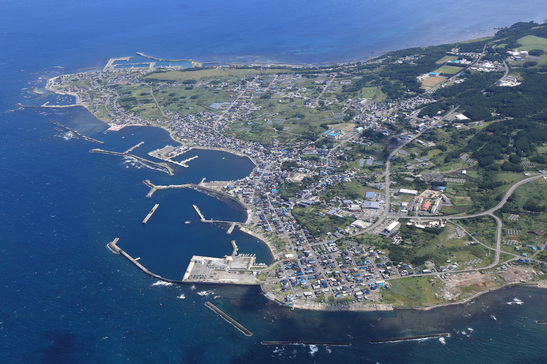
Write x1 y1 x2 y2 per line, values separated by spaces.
124 141 144 154
142 204 159 224
50 119 104 144
261 341 351 347
143 179 194 197
107 238 182 283
193 204 205 221
370 333 450 344
204 302 253 336
17 102 79 109
90 149 173 175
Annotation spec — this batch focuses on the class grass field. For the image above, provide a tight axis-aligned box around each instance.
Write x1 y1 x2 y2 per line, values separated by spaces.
144 67 289 82
434 65 463 75
381 276 444 307
517 35 547 65
421 76 446 89
436 55 458 64
360 86 379 99
497 179 547 247
517 35 547 52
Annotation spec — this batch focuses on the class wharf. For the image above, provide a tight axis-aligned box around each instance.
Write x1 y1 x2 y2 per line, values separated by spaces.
142 204 159 224
182 255 258 284
204 302 253 336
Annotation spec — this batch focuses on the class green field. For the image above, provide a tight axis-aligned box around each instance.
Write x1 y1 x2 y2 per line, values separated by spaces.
390 223 494 268
434 65 463 75
498 179 547 247
517 35 547 51
292 206 354 238
436 55 458 64
381 276 444 307
360 86 379 99
517 35 547 65
145 67 289 82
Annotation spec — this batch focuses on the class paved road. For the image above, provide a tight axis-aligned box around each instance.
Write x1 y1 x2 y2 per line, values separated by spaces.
388 174 544 273
362 107 459 235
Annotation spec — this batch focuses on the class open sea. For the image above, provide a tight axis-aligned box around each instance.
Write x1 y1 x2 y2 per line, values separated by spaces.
1 1 547 362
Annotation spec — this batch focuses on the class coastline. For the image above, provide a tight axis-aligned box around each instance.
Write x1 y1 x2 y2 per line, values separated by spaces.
42 35 547 313
47 69 547 312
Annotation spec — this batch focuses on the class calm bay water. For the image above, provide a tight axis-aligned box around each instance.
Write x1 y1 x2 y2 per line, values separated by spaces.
1 1 547 362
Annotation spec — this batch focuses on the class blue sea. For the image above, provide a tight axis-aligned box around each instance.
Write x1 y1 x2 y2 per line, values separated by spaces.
1 1 547 362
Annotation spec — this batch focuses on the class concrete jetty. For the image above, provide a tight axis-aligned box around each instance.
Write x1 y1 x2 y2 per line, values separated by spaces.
107 237 121 253
193 204 205 221
230 240 238 256
261 341 351 347
142 204 159 224
370 333 450 344
143 180 196 197
103 56 132 71
90 148 174 176
81 135 104 144
125 141 144 154
204 302 253 336
177 155 198 166
50 119 104 144
18 102 79 109
136 52 203 68
227 222 237 235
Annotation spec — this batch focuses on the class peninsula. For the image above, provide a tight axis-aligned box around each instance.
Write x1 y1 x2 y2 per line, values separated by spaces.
47 21 547 310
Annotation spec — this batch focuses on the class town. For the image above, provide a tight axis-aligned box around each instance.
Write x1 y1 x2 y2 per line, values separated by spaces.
46 22 547 309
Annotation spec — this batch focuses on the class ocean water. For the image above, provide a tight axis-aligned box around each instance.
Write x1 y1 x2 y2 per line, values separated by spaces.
1 1 547 362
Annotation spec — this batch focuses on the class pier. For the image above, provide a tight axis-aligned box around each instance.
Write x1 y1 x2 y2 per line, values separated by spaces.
230 240 238 256
125 141 144 154
193 204 205 221
227 222 237 235
204 302 253 336
142 204 159 224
